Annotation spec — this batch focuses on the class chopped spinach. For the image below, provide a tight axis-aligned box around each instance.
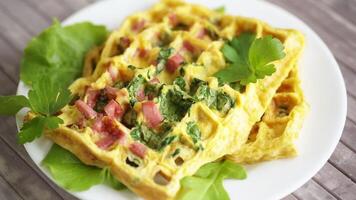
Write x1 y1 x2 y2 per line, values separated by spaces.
159 87 194 122
216 91 234 114
171 148 181 157
127 75 146 105
156 47 174 74
122 107 137 128
186 121 201 144
194 84 217 108
130 124 176 151
173 76 186 91
159 135 178 150
144 82 162 99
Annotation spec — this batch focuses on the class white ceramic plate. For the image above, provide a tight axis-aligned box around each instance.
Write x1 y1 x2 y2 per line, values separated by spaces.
16 0 347 199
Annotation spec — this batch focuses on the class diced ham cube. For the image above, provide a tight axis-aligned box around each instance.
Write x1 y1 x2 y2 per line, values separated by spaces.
168 13 178 26
86 89 99 108
95 135 117 150
142 101 164 128
105 86 118 100
197 28 206 39
119 37 131 49
92 116 105 133
136 88 146 102
129 142 147 158
104 100 124 119
166 53 184 73
108 65 119 81
132 19 146 32
183 40 195 53
102 117 126 143
149 77 160 84
75 100 97 119
137 48 148 58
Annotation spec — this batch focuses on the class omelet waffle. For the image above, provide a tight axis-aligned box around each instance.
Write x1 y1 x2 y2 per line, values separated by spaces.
42 0 305 199
227 66 308 164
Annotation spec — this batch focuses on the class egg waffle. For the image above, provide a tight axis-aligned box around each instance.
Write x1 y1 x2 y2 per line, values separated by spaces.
42 0 305 199
227 66 308 164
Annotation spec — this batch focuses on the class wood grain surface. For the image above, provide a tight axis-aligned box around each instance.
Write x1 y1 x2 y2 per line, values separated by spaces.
0 0 355 199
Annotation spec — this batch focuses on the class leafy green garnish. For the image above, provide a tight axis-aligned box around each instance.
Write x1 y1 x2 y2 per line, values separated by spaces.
20 20 108 87
171 148 181 157
42 144 126 191
177 160 247 200
156 47 174 74
159 135 178 150
0 77 71 144
214 33 285 86
18 116 63 144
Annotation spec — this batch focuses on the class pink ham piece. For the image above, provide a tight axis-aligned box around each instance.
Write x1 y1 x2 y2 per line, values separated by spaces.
104 100 124 119
119 36 131 49
183 40 195 53
86 89 99 108
95 135 117 150
91 116 105 133
136 88 146 102
142 101 164 128
105 86 118 100
132 19 146 32
149 77 160 84
75 100 97 119
166 53 184 73
168 13 178 26
108 65 119 81
129 142 147 158
197 28 206 39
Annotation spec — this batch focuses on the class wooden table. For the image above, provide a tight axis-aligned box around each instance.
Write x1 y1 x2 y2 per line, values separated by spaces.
0 0 355 199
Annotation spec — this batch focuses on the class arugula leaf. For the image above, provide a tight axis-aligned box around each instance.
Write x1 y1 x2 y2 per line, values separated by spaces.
0 95 30 115
214 33 285 86
28 76 72 116
20 20 108 87
177 160 247 200
173 76 186 91
18 116 63 144
42 144 126 191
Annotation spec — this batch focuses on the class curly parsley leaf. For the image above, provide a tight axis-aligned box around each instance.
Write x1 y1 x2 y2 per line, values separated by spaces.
20 20 108 87
0 95 30 115
177 160 247 200
215 33 285 85
18 116 63 144
42 144 126 191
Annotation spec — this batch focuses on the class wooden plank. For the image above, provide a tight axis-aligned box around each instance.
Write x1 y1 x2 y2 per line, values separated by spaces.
293 179 336 200
0 0 50 35
0 37 20 82
329 142 356 182
347 95 356 123
59 0 89 12
0 175 23 200
0 123 63 200
339 62 356 97
0 9 32 51
314 162 356 200
24 0 73 20
281 194 299 200
316 0 356 26
341 119 356 153
268 0 356 72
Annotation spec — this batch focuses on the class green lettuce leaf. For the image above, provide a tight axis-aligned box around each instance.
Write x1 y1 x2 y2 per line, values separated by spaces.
20 20 108 87
42 144 126 191
0 95 30 115
177 160 247 200
18 116 63 144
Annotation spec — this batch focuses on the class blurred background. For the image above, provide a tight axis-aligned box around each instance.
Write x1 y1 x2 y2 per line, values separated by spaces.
0 0 355 199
